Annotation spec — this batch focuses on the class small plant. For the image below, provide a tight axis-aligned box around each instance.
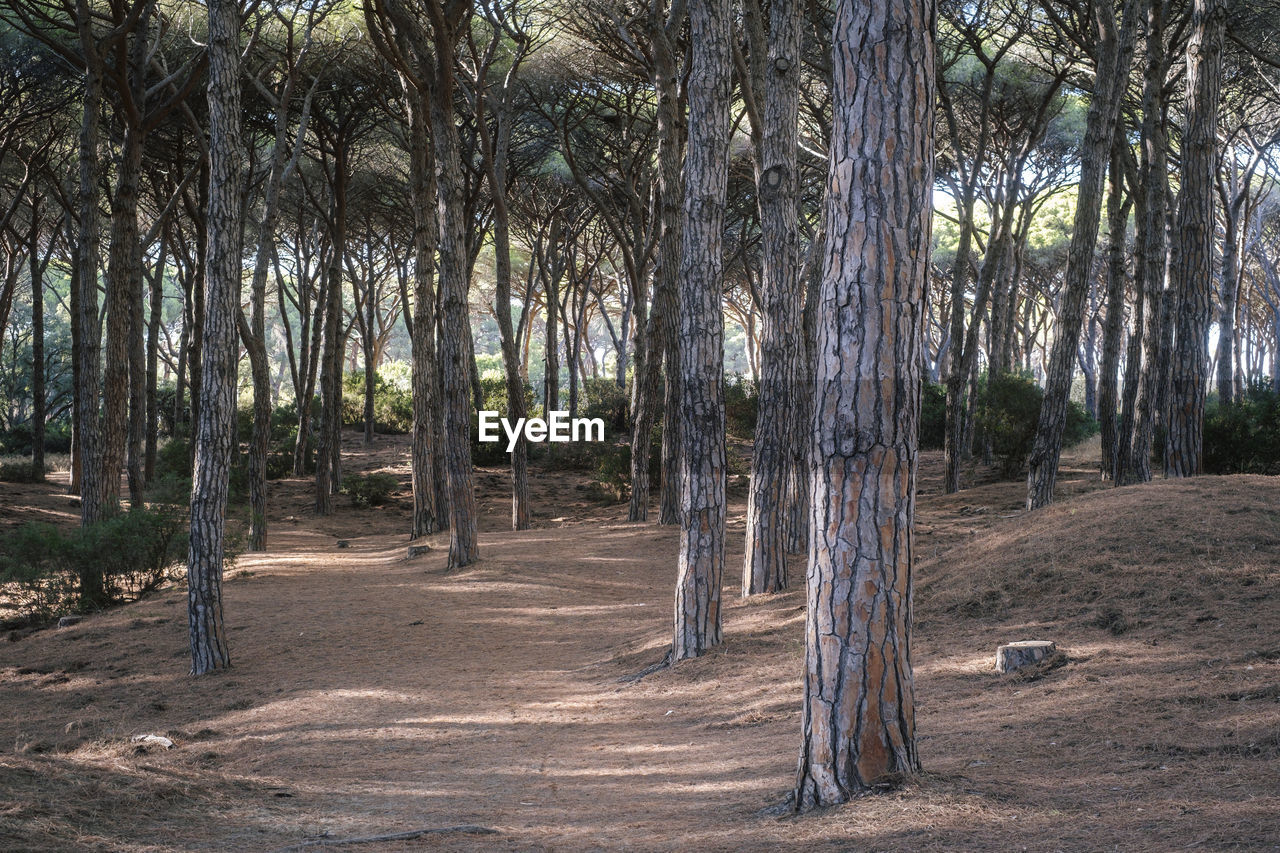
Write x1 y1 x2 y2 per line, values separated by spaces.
341 472 398 508
0 460 46 483
0 506 188 620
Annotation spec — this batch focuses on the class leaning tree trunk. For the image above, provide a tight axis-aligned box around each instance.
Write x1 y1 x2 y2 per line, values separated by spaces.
188 0 243 675
671 0 732 663
743 0 803 596
1165 0 1225 478
794 0 931 809
1025 0 1138 509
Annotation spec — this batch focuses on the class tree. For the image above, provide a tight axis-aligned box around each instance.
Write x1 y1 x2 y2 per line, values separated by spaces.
793 0 933 809
671 0 731 662
187 0 243 675
1025 0 1140 509
1165 0 1226 477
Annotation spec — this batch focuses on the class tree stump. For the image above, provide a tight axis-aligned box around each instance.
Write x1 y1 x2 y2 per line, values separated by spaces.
57 615 83 628
995 640 1057 673
407 544 431 559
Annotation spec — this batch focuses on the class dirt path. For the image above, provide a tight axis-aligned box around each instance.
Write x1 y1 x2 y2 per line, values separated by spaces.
3 436 1280 851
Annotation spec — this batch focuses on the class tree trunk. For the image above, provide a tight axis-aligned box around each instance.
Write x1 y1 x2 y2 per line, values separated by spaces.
144 239 165 482
630 11 684 522
403 82 441 539
29 196 45 478
1119 0 1168 486
1165 0 1225 478
743 0 802 596
315 153 347 515
1098 137 1131 481
74 58 108 549
1025 0 1138 509
671 0 731 662
427 0 479 568
188 0 243 675
794 0 931 808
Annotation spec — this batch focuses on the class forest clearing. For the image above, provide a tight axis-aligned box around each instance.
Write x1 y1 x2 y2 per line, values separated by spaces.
3 435 1279 851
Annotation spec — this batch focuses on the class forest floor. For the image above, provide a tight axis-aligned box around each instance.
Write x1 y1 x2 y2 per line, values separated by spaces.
2 433 1280 851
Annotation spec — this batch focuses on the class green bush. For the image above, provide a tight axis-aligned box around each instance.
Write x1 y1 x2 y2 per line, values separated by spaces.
342 367 414 434
341 472 399 508
920 381 947 450
587 437 661 503
1204 380 1280 475
0 460 46 483
0 506 188 618
0 420 72 455
976 372 1097 479
148 438 251 505
725 375 758 438
581 378 629 434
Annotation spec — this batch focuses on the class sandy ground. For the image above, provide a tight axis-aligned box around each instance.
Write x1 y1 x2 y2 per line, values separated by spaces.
2 434 1280 851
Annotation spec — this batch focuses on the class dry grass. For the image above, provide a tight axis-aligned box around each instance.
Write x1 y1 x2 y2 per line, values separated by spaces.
2 434 1279 851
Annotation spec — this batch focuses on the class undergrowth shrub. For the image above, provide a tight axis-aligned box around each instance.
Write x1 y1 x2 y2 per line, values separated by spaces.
0 460 46 483
0 506 188 619
341 472 398 508
580 378 629 435
1204 381 1280 474
0 420 72 455
724 375 758 438
342 369 414 434
977 372 1097 478
920 381 946 450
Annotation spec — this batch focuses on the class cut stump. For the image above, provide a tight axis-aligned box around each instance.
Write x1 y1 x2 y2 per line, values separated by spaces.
408 544 431 559
996 640 1057 673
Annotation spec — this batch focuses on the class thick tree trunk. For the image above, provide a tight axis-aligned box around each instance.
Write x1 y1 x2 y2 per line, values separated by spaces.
742 0 802 596
1165 0 1225 478
1025 0 1138 509
671 0 731 662
794 0 931 808
188 0 243 675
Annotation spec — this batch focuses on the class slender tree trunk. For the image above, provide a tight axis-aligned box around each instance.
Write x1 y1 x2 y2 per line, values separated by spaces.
1026 0 1139 509
1098 138 1132 480
29 197 45 478
188 0 243 675
743 0 802 596
794 0 931 808
315 154 347 515
403 82 441 538
427 2 479 567
1120 0 1168 485
1165 0 1225 477
74 59 108 550
630 14 684 521
1215 199 1241 406
671 0 731 662
144 240 164 482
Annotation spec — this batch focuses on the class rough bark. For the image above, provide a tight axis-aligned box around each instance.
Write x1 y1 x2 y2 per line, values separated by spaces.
425 0 479 567
794 0 932 808
1098 137 1132 480
29 195 45 477
1165 0 1225 478
742 0 802 596
188 0 243 675
1119 0 1168 485
671 0 731 662
629 5 685 522
1025 0 1139 509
